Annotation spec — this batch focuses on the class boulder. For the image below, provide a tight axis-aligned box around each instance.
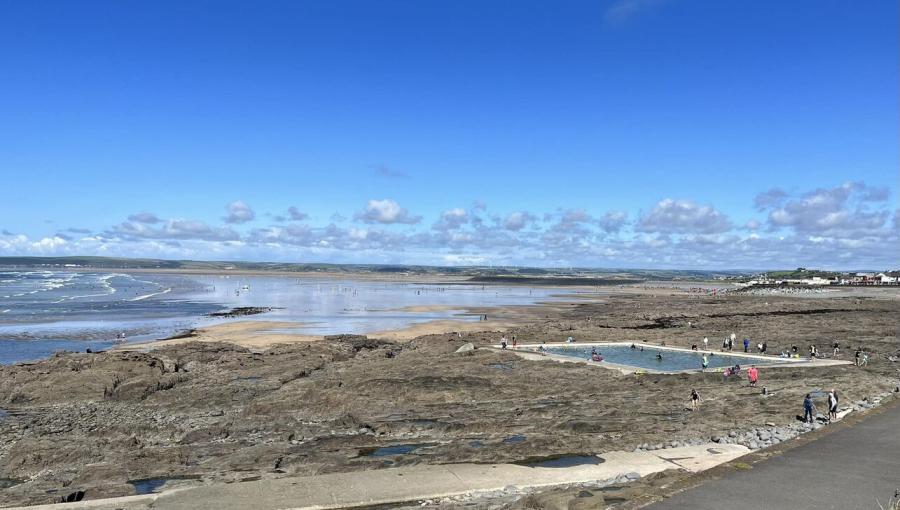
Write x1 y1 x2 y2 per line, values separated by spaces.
454 343 476 354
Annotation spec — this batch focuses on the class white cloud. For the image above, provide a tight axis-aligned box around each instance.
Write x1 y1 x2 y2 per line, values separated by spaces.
111 219 240 242
224 201 255 224
433 208 469 230
753 188 788 211
127 212 162 224
355 199 421 225
560 208 591 224
637 199 732 234
503 211 537 231
760 182 890 238
287 206 308 221
598 210 628 233
4 182 897 270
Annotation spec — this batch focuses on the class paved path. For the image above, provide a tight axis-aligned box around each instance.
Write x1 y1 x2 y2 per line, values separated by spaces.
649 399 900 510
13 444 749 510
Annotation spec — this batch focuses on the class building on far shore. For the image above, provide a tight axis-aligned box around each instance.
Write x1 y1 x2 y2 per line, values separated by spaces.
877 272 900 284
746 269 900 287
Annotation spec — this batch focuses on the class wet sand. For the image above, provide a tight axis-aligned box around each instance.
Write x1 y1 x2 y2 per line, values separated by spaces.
0 286 898 507
124 321 323 349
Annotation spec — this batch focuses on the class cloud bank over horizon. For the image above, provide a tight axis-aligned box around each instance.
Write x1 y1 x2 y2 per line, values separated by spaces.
2 181 897 270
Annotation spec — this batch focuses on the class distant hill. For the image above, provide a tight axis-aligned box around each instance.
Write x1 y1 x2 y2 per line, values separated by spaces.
761 268 841 279
0 255 751 282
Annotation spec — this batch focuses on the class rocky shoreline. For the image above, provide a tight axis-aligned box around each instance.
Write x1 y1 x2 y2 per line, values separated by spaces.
1 291 898 507
637 390 895 453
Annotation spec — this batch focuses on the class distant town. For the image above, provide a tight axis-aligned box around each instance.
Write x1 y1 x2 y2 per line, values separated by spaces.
742 268 900 287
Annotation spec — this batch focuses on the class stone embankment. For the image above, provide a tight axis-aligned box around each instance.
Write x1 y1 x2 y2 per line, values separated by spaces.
635 391 895 453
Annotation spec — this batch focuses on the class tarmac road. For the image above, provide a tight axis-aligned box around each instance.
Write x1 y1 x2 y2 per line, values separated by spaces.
648 398 900 510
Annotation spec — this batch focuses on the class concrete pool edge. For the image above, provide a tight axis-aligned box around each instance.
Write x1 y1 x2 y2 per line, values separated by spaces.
491 342 852 374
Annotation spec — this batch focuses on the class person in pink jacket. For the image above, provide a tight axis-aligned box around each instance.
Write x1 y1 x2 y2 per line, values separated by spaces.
747 366 759 387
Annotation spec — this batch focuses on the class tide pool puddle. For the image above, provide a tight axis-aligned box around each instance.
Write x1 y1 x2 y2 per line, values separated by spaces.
520 455 604 468
362 443 437 457
0 478 21 489
503 434 526 444
231 376 262 384
129 478 168 495
128 476 200 495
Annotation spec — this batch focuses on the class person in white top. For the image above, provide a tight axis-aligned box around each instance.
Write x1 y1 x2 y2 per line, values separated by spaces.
827 390 839 421
703 337 708 349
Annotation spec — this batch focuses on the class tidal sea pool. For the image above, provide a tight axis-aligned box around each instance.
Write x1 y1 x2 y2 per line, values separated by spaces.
540 343 785 371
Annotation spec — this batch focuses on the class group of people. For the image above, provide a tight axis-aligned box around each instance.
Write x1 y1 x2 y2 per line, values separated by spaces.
502 334 848 425
780 345 804 358
803 389 841 423
498 335 517 349
715 332 767 354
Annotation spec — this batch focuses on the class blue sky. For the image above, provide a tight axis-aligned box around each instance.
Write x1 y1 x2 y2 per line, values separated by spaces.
1 0 897 269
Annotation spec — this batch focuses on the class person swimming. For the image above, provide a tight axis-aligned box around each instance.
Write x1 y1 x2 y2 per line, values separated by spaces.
702 354 709 369
591 352 603 362
630 343 637 350
656 353 663 361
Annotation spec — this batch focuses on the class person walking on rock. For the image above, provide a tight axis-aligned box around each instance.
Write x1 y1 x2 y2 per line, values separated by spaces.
828 389 839 421
803 394 816 424
703 337 709 350
690 389 702 411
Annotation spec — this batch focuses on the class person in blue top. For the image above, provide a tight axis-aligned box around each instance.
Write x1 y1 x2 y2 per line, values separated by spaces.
743 338 750 352
803 394 815 423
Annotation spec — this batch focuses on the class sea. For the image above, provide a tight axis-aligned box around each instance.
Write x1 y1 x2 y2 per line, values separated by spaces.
0 270 562 364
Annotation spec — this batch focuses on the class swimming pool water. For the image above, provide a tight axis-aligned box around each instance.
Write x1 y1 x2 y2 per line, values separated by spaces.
541 344 782 371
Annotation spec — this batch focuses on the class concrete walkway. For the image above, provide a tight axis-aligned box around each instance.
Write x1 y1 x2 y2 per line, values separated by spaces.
11 444 749 510
648 398 900 510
